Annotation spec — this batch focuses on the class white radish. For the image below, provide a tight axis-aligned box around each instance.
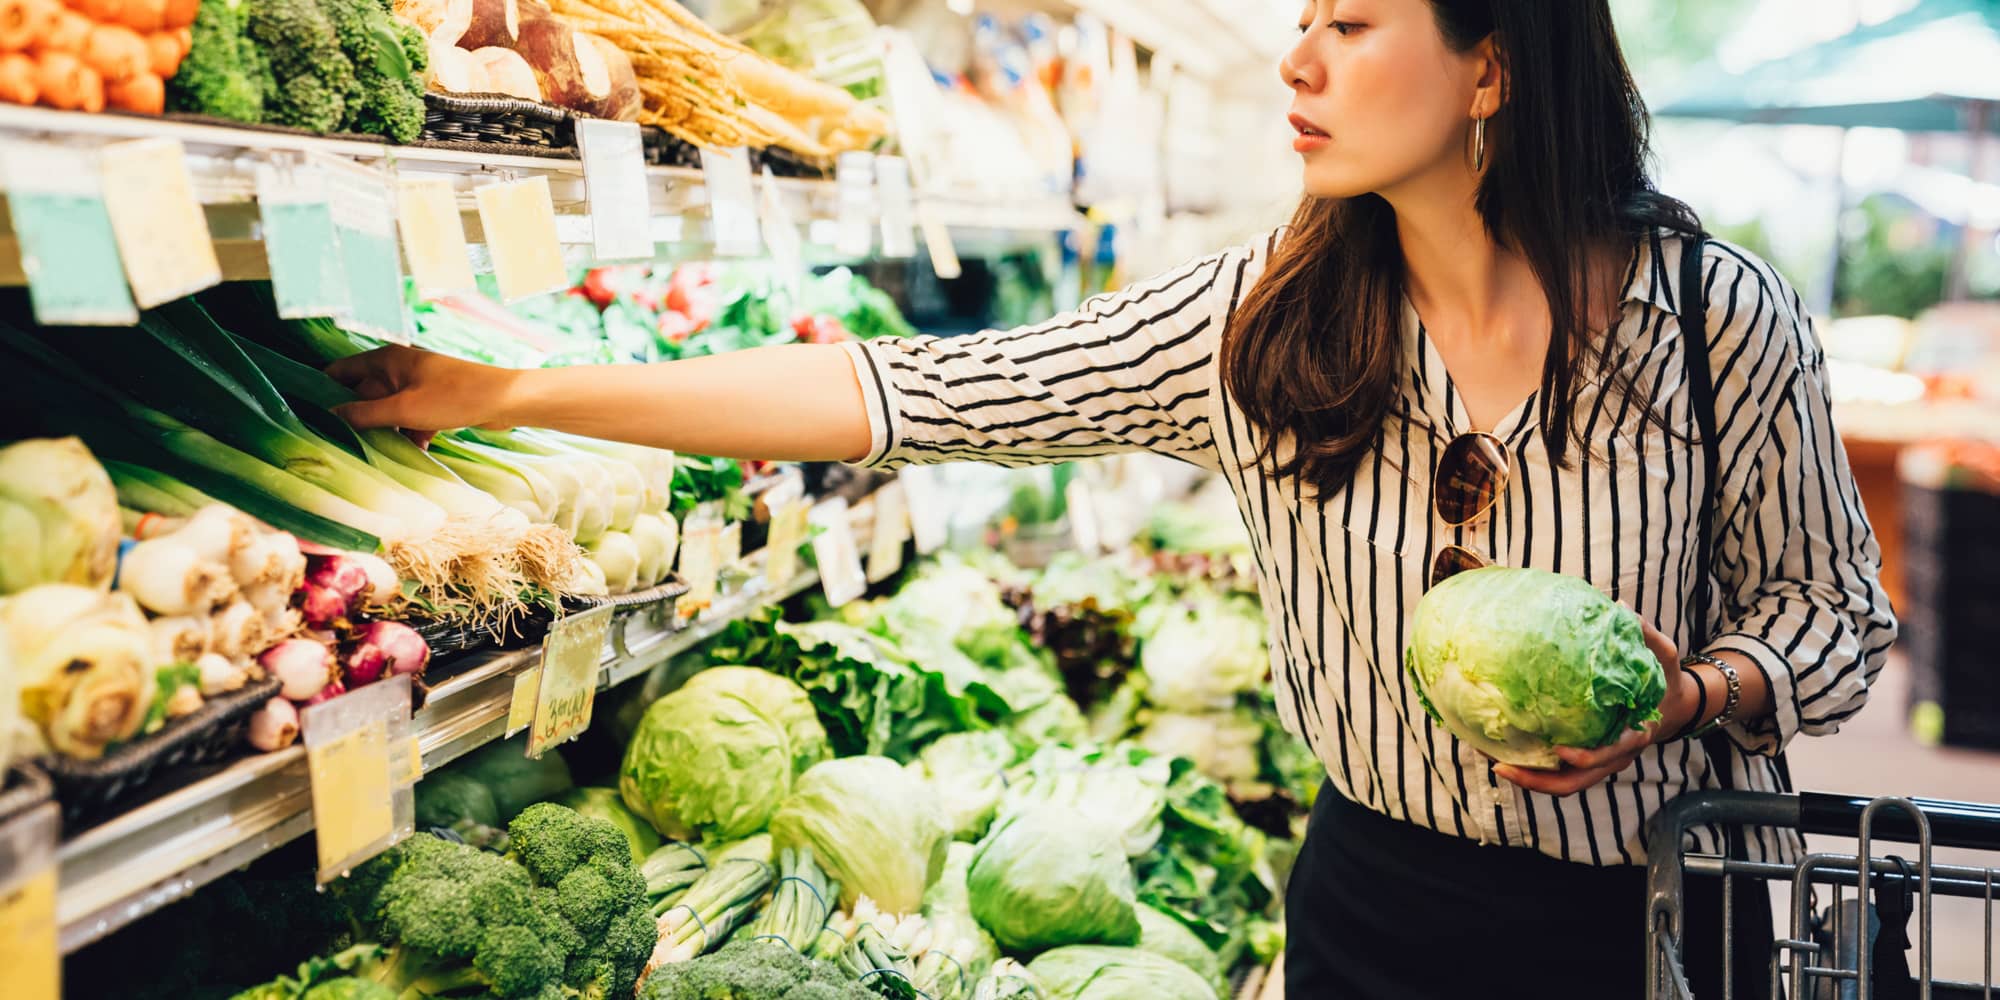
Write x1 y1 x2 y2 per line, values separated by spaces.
166 505 255 567
246 697 299 751
209 600 266 660
148 616 209 665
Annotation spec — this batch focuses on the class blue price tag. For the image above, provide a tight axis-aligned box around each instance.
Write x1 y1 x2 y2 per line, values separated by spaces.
2 144 136 326
257 162 351 319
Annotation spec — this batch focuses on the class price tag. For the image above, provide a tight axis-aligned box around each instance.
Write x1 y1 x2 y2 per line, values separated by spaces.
302 675 414 883
323 156 409 344
506 665 542 737
475 176 568 303
876 156 916 259
899 465 949 554
699 147 760 256
764 496 812 587
99 137 222 308
718 521 743 572
396 173 477 299
0 799 58 1000
528 604 612 759
1 143 136 325
256 160 350 319
919 205 962 281
1065 479 1103 555
676 516 723 616
834 151 875 258
810 498 867 607
577 119 653 261
866 481 911 583
759 166 803 299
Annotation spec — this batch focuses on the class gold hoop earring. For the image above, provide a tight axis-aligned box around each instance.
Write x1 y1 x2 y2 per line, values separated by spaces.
1473 116 1487 172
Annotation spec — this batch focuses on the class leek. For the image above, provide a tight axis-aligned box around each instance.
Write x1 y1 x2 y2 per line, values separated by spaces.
103 461 217 518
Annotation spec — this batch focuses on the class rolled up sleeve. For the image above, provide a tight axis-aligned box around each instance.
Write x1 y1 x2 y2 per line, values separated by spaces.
1700 248 1898 757
840 250 1237 473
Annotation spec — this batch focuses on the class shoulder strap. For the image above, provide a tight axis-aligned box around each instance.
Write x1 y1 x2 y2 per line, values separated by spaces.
1679 233 1720 653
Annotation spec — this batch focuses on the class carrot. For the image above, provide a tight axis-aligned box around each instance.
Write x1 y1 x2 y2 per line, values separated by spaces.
0 0 36 51
66 0 123 25
142 26 174 74
105 67 157 112
18 0 58 43
117 0 160 33
33 49 99 109
81 22 144 80
40 7 89 52
0 51 36 102
159 0 192 28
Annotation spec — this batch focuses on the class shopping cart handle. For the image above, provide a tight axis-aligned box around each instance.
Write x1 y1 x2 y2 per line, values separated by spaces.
1797 790 2000 851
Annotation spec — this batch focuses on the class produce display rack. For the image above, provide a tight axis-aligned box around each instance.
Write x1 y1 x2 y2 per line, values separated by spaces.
0 103 1087 287
52 494 875 954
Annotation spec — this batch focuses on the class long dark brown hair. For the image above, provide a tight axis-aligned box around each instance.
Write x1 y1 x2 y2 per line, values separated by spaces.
1222 1 1700 497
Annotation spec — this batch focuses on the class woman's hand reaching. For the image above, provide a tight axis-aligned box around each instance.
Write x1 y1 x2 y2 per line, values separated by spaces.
326 344 521 434
1493 616 1699 797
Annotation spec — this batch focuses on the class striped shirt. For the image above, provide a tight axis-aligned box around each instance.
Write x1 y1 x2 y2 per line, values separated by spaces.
841 229 1897 866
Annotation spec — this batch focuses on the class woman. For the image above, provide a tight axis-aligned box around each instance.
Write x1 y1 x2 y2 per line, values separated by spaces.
330 2 1895 995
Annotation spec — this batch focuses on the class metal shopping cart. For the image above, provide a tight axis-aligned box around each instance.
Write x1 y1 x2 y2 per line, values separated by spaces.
1647 790 2000 999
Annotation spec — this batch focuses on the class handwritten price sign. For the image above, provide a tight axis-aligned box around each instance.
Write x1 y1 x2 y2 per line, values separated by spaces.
527 605 612 758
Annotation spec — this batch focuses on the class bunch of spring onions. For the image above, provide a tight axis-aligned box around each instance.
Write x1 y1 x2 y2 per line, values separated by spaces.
647 835 778 973
741 846 841 953
0 296 682 625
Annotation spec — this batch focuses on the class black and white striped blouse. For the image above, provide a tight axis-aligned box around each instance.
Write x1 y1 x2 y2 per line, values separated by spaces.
842 230 1897 866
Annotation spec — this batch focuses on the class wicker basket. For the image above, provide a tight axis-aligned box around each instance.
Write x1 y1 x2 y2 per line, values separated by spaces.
40 676 285 830
419 92 577 155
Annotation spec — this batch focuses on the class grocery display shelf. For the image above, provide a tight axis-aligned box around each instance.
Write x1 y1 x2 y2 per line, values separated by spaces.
53 497 869 954
0 104 1085 285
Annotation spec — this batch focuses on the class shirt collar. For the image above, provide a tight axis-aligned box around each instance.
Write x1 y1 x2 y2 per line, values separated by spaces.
1621 228 1684 316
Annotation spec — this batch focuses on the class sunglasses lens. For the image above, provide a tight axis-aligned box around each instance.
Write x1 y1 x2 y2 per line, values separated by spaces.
1434 433 1509 526
1429 546 1488 589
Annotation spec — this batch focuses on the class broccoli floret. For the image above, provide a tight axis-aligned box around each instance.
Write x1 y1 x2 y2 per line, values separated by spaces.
506 803 656 999
319 0 427 142
361 834 573 999
414 771 508 850
167 0 267 123
636 940 879 1000
245 0 354 133
300 978 398 1000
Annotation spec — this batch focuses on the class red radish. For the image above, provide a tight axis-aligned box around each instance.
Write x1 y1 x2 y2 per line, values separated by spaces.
344 641 389 687
305 680 347 707
305 555 368 601
246 698 299 751
260 638 334 701
299 583 352 629
356 620 431 678
656 310 697 345
666 265 717 331
345 552 401 606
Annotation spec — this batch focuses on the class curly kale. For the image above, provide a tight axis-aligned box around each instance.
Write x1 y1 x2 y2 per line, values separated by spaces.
245 0 355 133
319 0 427 142
168 0 269 123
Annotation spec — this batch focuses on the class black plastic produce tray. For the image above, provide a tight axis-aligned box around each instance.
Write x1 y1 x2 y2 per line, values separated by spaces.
39 675 285 830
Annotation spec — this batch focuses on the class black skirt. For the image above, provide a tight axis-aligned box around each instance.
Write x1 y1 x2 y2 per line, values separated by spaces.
1284 780 1774 999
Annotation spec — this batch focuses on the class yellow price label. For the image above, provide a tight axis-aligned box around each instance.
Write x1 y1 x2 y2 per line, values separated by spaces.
866 483 911 584
99 137 222 308
528 605 612 758
308 719 393 879
397 174 477 298
0 866 58 1000
475 176 568 302
507 665 543 737
765 498 812 587
677 521 722 616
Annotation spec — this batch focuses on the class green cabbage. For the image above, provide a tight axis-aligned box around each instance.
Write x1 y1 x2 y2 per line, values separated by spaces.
1133 904 1223 997
769 756 948 914
619 667 830 839
968 810 1139 951
999 745 1168 857
907 731 1017 840
1404 566 1666 769
1025 945 1217 1000
1133 586 1267 711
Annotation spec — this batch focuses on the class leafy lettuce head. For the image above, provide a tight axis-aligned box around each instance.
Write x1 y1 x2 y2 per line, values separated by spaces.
1404 566 1665 769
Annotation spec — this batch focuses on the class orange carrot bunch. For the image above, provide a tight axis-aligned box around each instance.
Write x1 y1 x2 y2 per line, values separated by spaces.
0 0 194 113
